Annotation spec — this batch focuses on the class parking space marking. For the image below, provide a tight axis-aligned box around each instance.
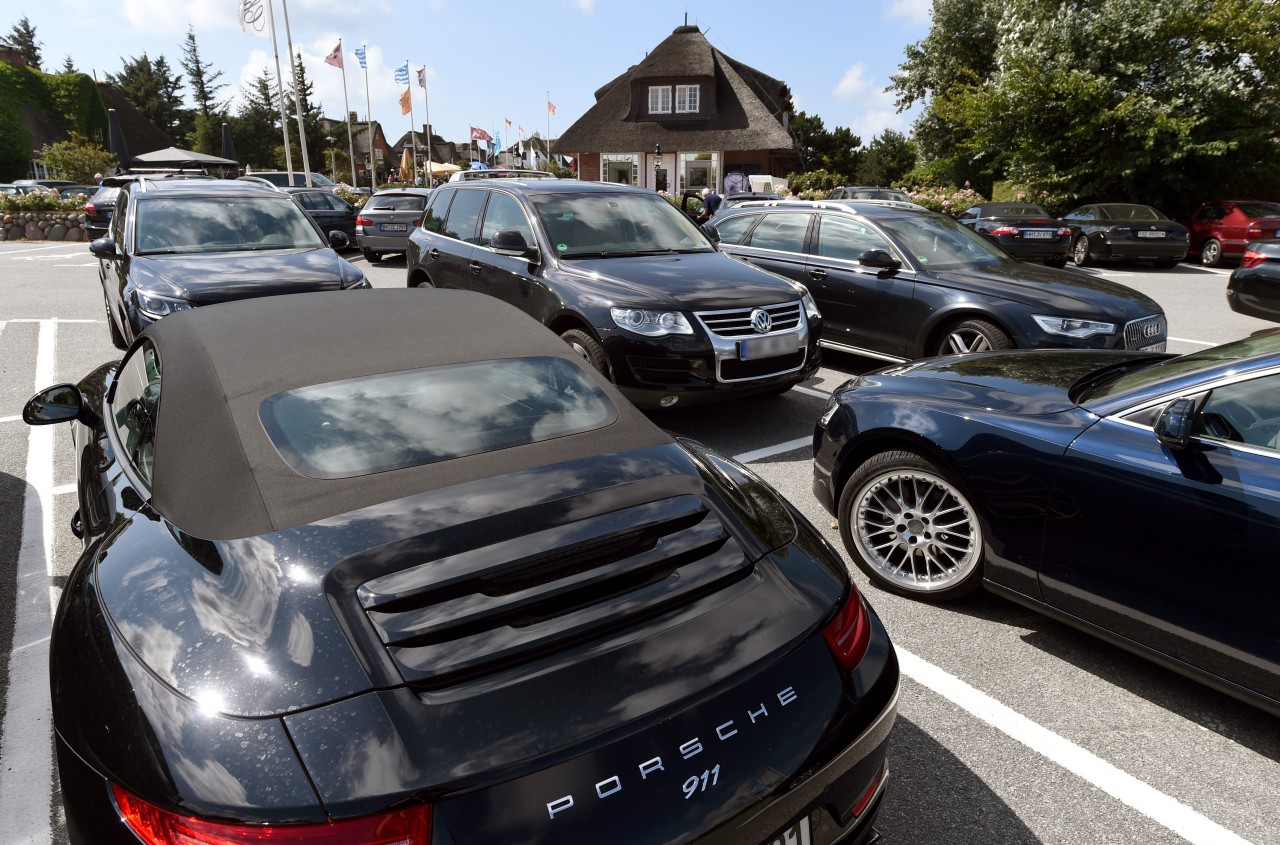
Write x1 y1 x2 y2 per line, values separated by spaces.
793 385 831 399
1169 337 1216 347
0 319 57 844
733 436 811 463
52 483 75 496
896 648 1251 845
1 243 85 255
0 415 19 424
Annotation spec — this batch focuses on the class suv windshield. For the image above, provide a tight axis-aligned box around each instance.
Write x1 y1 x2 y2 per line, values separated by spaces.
530 191 714 258
877 213 1012 270
134 196 326 255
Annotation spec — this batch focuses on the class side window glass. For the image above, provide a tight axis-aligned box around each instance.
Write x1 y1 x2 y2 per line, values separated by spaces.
441 189 488 244
296 192 322 211
713 213 757 245
422 189 451 233
479 192 534 248
958 207 979 220
111 189 128 242
1192 374 1280 451
816 215 894 262
745 213 812 253
321 193 350 211
110 341 162 487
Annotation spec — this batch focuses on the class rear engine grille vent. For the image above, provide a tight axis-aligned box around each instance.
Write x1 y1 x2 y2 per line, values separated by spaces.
356 495 750 687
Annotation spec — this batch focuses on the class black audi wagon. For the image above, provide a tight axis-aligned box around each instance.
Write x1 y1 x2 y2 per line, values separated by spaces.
404 180 823 408
26 289 898 845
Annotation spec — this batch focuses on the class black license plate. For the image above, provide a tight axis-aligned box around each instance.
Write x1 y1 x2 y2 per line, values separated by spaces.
762 815 811 845
738 334 799 360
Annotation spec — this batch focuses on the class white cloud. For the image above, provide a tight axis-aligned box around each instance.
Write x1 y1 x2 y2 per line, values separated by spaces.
832 63 910 142
121 0 227 35
886 0 931 26
573 0 597 12
834 64 873 101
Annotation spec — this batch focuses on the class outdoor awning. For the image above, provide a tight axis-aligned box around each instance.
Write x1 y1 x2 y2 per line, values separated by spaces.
132 147 238 168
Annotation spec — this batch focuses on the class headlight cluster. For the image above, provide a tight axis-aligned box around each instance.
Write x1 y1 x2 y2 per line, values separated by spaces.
344 274 372 289
610 307 693 336
1032 315 1116 339
136 292 193 319
799 287 821 322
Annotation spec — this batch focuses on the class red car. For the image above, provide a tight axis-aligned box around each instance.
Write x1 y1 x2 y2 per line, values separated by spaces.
1184 200 1280 267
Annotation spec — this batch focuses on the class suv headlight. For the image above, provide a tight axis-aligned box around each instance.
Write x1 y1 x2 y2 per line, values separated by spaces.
799 287 821 322
1032 315 1116 339
136 291 192 319
610 307 693 336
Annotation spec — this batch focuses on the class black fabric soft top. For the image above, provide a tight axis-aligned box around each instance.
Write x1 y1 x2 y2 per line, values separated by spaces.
142 289 670 540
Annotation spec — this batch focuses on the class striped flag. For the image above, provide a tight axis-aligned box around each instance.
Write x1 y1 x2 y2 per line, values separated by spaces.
394 63 410 84
354 45 366 69
547 101 556 115
518 125 524 135
504 118 511 128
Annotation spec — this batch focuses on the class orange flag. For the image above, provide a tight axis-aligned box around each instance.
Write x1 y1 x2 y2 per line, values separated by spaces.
400 87 411 115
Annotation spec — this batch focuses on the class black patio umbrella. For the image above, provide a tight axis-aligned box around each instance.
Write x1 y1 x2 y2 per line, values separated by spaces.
107 109 131 173
220 123 237 164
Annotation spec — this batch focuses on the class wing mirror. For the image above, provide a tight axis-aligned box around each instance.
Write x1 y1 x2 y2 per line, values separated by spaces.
700 222 720 244
328 230 350 249
23 384 100 428
491 229 538 259
1154 397 1198 450
859 249 901 271
89 237 118 258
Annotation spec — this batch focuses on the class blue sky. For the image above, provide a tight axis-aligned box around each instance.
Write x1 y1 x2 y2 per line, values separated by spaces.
23 0 932 150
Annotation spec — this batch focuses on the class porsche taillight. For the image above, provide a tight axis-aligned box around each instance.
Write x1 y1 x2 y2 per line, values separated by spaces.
988 225 1020 236
85 202 97 215
1242 249 1267 269
823 589 871 669
113 785 431 845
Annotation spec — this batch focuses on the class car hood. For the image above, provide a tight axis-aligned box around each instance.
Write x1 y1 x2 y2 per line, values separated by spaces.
928 261 1162 318
95 442 819 719
555 251 800 310
871 349 1145 414
133 248 358 302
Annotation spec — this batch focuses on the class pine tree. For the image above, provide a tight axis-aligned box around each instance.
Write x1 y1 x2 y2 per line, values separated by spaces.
108 54 187 146
233 68 283 169
180 27 226 118
287 53 325 170
62 55 76 74
7 16 42 71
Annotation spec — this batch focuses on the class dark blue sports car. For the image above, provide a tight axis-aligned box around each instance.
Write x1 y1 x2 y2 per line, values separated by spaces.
813 333 1280 716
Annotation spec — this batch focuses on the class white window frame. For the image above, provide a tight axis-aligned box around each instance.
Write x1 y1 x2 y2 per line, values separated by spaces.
648 86 672 115
675 84 700 114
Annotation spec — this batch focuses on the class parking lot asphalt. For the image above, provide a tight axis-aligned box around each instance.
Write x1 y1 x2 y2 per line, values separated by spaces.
0 241 1276 844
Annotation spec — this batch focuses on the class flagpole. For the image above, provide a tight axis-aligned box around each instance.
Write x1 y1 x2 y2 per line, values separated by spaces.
339 39 357 186
407 60 418 185
420 69 432 183
278 0 313 185
360 47 374 191
264 0 293 179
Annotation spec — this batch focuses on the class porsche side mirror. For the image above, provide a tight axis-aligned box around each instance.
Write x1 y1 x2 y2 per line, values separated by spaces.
328 230 350 249
1154 397 1197 450
491 229 537 259
24 384 100 428
859 249 901 271
89 237 118 258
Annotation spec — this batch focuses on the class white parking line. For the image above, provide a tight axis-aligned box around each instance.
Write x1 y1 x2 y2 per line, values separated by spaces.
0 319 56 843
897 649 1252 845
792 385 830 399
0 415 19 424
733 436 811 463
1 243 84 255
1169 337 1216 347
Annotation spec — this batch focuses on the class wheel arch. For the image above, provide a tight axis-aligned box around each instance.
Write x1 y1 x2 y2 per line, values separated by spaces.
832 429 966 515
912 308 1017 359
406 266 433 288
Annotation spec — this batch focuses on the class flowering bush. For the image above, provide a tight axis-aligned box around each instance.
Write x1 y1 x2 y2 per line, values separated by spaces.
334 187 368 209
0 192 88 214
902 184 986 215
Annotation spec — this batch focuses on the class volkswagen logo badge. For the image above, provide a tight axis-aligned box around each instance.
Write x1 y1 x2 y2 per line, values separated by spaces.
750 308 773 334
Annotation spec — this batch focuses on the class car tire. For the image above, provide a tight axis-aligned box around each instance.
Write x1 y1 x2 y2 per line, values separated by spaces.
362 249 382 264
1200 238 1223 268
560 329 610 377
935 318 1011 356
1044 256 1068 269
104 297 126 351
838 448 984 601
1072 236 1092 267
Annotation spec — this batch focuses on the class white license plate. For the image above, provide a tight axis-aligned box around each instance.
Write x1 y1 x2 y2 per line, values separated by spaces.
1137 230 1167 239
380 223 407 232
763 815 811 845
1139 342 1167 352
1022 230 1054 239
739 334 799 360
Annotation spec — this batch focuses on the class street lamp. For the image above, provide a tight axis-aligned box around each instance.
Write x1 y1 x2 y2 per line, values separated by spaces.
653 143 662 192
325 136 336 177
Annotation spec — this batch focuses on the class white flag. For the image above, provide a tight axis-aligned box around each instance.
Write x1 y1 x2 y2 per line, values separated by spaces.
416 67 427 89
237 0 271 38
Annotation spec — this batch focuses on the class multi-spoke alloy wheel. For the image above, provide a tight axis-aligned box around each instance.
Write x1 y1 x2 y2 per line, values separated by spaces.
838 449 984 600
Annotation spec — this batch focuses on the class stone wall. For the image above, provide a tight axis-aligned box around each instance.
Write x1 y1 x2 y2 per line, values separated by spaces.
0 212 90 242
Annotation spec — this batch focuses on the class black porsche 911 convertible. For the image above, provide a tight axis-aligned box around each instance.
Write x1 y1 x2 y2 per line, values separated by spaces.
26 289 898 845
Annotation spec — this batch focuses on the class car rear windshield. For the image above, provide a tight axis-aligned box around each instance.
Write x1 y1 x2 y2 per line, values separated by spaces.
133 196 325 254
529 191 714 258
367 194 430 211
990 204 1048 217
850 189 911 202
1234 202 1280 219
259 357 618 479
1101 205 1166 221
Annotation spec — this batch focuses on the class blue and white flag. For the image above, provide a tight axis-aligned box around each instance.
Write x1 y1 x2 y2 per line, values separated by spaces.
394 63 410 84
354 45 367 69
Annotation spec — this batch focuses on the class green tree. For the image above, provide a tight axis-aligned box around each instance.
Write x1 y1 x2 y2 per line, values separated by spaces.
180 27 225 119
232 68 283 169
788 111 828 173
61 56 76 74
39 131 115 182
7 16 42 71
788 111 862 181
108 54 187 145
899 0 1280 208
286 52 325 169
190 112 222 156
856 129 917 186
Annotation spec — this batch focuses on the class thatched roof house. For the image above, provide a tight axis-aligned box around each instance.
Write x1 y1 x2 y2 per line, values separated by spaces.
554 24 796 192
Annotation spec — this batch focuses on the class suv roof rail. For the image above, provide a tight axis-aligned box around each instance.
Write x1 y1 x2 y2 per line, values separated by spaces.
731 198 927 212
448 169 557 182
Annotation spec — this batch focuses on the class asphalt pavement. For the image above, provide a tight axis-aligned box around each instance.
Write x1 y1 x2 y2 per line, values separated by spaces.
0 241 1276 844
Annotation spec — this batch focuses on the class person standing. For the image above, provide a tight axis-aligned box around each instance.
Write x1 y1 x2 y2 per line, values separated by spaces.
698 186 722 222
782 185 803 202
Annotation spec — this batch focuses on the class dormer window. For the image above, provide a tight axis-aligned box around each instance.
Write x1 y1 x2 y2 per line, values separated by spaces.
648 86 672 114
675 84 700 113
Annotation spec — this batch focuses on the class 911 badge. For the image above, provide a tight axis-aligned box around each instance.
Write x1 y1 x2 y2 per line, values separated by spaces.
546 685 798 820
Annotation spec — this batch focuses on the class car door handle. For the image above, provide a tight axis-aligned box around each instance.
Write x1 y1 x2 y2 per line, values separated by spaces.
469 260 484 274
808 267 827 280
428 248 440 261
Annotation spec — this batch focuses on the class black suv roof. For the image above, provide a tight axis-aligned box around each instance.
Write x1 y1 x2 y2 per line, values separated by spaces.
444 179 647 196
